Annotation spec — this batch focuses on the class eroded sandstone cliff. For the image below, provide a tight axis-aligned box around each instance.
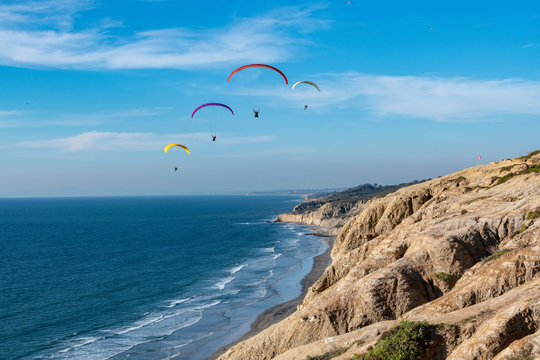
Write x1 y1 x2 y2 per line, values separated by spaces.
218 151 540 360
276 183 421 235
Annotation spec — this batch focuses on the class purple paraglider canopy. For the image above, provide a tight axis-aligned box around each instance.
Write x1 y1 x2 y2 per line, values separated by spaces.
191 103 234 118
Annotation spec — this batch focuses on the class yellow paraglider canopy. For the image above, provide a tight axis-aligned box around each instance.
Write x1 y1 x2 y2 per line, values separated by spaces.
164 144 190 154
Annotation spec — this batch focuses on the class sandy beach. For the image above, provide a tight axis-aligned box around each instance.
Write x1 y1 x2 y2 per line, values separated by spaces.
208 232 335 360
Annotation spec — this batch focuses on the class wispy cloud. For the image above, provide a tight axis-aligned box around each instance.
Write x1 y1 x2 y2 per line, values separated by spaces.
0 110 25 128
0 2 327 69
0 0 92 30
19 131 274 152
0 110 21 117
19 131 208 152
0 107 172 128
218 135 276 145
254 147 313 155
60 107 172 122
236 73 540 122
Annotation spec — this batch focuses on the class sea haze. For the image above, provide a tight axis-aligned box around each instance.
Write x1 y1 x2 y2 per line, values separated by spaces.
0 196 327 359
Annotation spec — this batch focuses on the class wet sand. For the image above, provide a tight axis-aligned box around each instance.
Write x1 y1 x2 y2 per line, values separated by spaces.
207 234 335 360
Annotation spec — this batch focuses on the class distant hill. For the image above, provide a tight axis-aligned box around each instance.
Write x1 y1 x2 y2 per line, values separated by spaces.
245 188 346 197
295 180 428 214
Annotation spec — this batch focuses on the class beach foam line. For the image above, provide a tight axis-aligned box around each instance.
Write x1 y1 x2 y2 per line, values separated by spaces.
229 264 248 274
113 299 221 336
195 299 222 310
53 309 209 359
248 268 274 287
166 331 216 359
163 297 191 308
57 336 102 353
113 314 166 335
108 315 204 357
213 276 236 290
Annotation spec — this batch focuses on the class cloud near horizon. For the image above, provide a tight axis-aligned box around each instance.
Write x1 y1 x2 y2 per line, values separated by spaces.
0 1 327 69
240 73 540 122
18 131 275 152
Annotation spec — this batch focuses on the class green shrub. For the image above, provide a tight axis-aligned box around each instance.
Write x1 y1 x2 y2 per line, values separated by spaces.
526 208 540 220
518 149 540 160
497 173 514 184
500 165 515 172
494 164 539 186
463 312 483 323
434 272 451 282
306 348 347 360
352 321 431 360
486 249 512 262
519 223 528 233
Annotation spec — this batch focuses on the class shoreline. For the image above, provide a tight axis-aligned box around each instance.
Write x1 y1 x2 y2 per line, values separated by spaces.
208 227 335 360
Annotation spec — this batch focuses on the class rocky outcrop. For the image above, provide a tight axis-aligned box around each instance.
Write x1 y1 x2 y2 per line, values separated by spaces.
276 201 367 235
218 151 540 360
275 183 421 235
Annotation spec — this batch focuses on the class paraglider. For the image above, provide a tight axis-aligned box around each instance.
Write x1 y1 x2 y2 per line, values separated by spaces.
164 144 189 173
191 103 234 118
304 105 308 110
164 143 190 154
292 81 320 91
253 109 260 118
191 103 234 142
228 64 288 84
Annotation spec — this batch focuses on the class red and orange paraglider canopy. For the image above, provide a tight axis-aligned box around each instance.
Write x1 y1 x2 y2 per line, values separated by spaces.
227 64 288 84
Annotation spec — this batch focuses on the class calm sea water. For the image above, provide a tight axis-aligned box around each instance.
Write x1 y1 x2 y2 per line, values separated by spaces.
0 196 327 360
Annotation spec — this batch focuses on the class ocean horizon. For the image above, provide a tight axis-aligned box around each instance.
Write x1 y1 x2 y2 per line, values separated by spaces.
0 195 327 359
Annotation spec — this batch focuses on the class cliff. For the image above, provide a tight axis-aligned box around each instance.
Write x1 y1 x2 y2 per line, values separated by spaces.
218 150 540 360
276 183 422 235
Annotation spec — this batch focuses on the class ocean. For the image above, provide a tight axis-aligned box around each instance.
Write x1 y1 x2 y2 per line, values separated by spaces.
0 196 327 360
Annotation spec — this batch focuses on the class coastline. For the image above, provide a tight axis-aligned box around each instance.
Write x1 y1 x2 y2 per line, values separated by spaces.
208 228 335 360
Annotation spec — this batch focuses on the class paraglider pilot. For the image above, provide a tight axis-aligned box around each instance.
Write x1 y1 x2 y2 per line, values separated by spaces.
253 109 260 118
212 135 216 142
304 105 308 110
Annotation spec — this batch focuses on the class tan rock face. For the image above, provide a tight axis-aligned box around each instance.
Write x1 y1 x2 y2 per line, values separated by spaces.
218 153 540 360
276 200 368 235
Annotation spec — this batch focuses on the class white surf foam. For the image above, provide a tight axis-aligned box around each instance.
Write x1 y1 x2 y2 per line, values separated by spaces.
163 297 191 308
51 308 208 359
57 336 102 353
229 264 248 274
213 276 236 290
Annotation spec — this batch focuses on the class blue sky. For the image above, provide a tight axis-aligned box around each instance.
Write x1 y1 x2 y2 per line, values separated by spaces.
0 0 539 196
